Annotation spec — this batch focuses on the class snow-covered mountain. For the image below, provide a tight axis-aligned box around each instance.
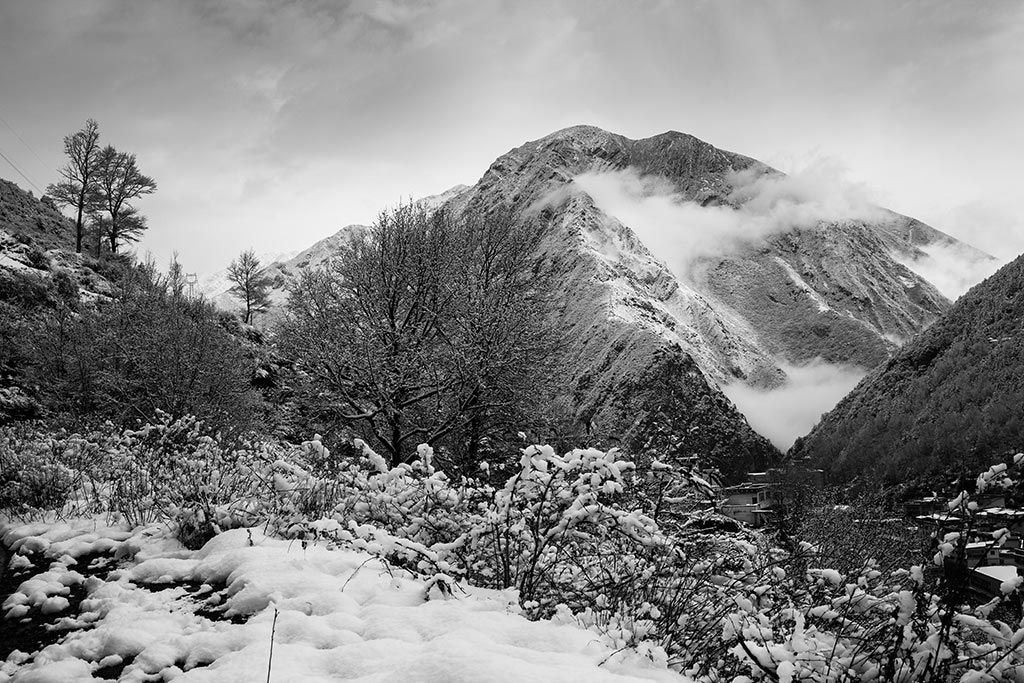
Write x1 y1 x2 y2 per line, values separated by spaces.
196 249 299 300
208 126 993 479
206 225 371 313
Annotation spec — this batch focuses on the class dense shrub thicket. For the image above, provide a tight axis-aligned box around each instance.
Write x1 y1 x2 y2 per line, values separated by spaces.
1 259 261 431
3 414 1024 681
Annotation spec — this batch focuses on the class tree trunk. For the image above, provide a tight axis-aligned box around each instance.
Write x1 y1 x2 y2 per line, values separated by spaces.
74 204 83 253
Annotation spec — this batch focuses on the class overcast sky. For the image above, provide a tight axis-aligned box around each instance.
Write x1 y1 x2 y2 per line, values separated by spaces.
1 0 1022 276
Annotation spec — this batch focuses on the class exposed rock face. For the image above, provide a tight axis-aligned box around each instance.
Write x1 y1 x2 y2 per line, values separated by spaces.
220 125 988 480
790 253 1024 487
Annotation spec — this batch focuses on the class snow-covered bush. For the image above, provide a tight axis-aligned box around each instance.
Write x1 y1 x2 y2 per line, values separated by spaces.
460 445 662 608
107 413 274 547
715 454 1024 682
269 439 477 576
0 415 274 546
0 426 79 519
7 414 1024 681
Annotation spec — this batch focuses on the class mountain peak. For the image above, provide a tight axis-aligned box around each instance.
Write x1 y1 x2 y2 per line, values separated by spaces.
534 125 701 147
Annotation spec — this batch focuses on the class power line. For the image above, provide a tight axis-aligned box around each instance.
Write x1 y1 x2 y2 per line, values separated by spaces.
0 144 44 195
0 112 47 172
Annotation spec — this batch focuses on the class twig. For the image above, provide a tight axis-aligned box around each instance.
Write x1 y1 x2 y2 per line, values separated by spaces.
266 607 278 683
341 556 384 592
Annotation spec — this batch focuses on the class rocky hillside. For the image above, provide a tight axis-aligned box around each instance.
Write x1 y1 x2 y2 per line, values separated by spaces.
699 217 962 368
0 178 73 251
790 252 1024 487
0 178 116 421
0 178 122 299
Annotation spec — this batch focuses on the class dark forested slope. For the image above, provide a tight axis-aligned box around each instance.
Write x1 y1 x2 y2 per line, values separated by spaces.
791 252 1024 485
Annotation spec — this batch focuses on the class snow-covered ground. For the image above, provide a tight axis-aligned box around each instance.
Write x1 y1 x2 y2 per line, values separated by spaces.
1 519 686 683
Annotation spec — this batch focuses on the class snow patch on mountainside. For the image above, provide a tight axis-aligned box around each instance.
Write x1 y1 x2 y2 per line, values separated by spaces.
774 257 831 313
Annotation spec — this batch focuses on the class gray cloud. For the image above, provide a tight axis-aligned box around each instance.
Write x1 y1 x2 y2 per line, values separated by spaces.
0 1 1021 277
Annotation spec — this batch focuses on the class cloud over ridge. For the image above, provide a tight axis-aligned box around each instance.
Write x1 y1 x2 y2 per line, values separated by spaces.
573 159 892 283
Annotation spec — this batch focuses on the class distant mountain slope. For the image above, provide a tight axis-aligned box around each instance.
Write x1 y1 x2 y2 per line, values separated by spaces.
699 217 965 368
204 186 471 317
196 248 299 300
790 252 1024 485
455 126 985 382
207 225 371 314
436 126 992 477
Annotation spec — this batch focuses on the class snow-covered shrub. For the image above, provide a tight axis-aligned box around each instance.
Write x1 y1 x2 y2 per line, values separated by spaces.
271 441 671 610
0 415 274 546
0 427 79 519
271 439 475 576
460 445 662 609
715 453 1024 682
104 414 282 546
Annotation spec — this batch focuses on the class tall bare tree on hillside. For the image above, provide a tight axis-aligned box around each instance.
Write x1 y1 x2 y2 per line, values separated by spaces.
227 249 273 324
95 145 157 254
45 119 101 253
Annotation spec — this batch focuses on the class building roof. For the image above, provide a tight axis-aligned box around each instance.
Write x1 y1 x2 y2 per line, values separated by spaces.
975 565 1019 581
722 482 770 493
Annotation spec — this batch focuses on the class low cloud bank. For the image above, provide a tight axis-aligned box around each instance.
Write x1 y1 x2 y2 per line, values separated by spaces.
720 360 867 452
895 242 1002 301
573 160 887 277
940 200 1024 263
574 162 1001 301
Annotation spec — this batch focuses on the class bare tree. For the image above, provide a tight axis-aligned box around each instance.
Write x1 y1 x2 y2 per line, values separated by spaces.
283 202 561 469
227 249 273 324
45 119 102 253
95 145 157 253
